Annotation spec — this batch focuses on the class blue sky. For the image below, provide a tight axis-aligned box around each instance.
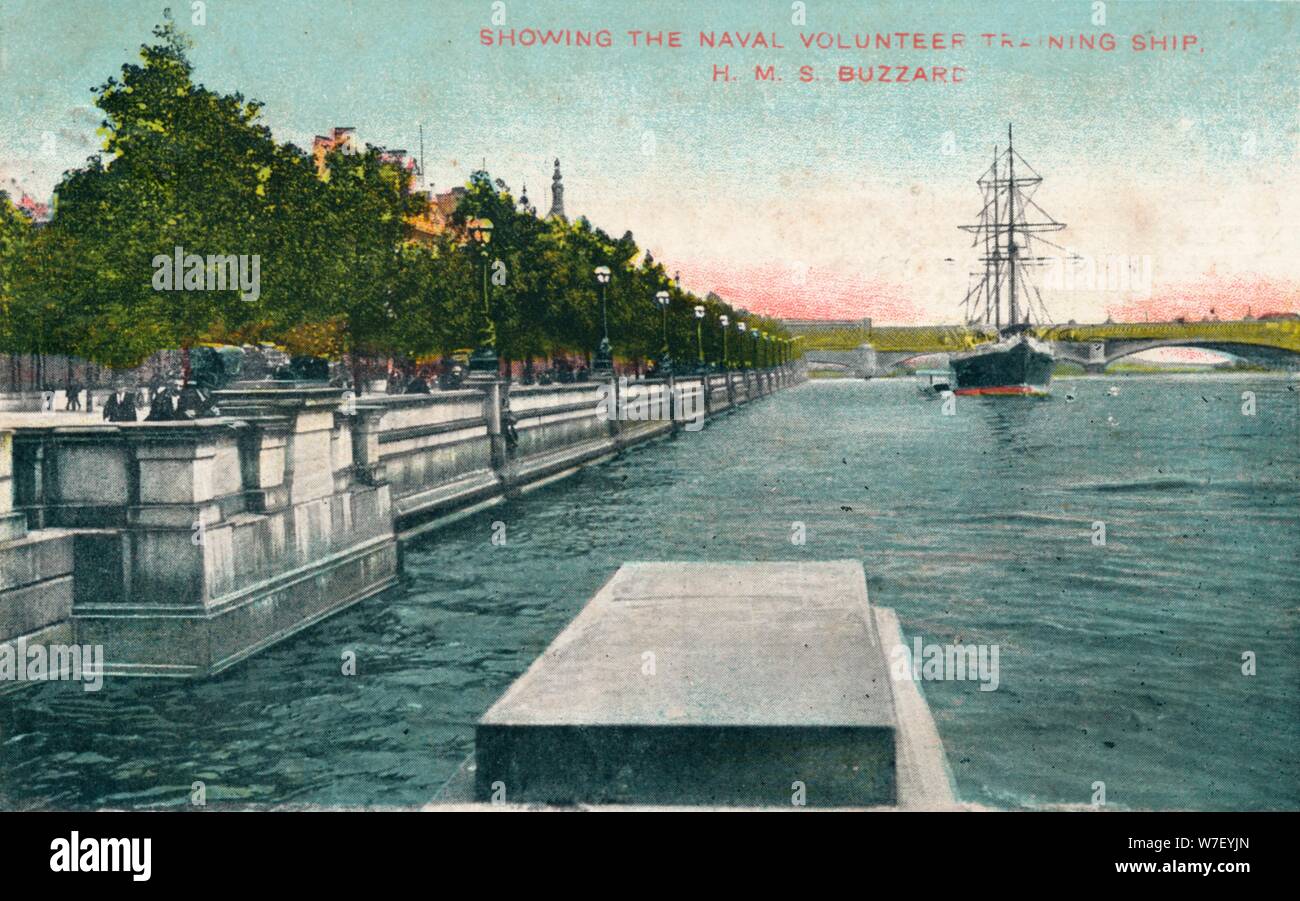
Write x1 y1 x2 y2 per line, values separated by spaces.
1 0 1296 322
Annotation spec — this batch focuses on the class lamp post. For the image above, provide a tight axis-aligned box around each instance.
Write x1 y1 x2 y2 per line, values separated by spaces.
737 321 748 369
466 217 497 379
693 305 706 371
760 331 768 368
719 315 730 370
655 290 672 375
593 265 612 373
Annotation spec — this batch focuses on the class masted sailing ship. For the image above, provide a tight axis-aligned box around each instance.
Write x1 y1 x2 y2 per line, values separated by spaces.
951 125 1067 396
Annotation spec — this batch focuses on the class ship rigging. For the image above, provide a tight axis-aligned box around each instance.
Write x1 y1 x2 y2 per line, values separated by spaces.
948 126 1071 396
958 124 1070 332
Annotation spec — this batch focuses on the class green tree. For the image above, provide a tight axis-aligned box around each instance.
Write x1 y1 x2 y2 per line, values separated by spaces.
313 145 428 382
16 21 346 369
0 191 33 353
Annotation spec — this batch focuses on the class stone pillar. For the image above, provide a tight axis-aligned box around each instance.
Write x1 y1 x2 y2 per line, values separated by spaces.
350 405 388 487
603 373 621 442
667 374 679 435
235 417 291 512
481 380 507 471
124 424 246 607
0 430 25 543
214 383 347 506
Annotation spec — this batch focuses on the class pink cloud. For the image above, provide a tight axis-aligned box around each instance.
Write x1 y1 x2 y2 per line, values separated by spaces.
1109 272 1300 322
669 260 930 322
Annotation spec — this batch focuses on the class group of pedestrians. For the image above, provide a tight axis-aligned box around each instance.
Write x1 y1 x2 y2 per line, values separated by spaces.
95 380 211 422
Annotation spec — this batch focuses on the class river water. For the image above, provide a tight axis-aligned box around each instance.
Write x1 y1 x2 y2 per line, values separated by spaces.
2 375 1297 810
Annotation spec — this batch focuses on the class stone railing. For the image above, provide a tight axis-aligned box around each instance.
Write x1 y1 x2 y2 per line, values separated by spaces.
5 385 398 677
360 369 807 527
0 365 804 683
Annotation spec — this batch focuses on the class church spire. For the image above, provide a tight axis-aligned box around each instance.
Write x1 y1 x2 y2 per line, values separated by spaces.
547 158 567 222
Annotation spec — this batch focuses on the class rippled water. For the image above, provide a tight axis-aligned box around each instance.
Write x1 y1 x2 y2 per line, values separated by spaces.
2 375 1297 810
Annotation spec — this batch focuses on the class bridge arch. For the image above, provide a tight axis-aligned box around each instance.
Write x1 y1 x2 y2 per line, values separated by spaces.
801 359 858 372
801 346 874 378
875 351 951 373
1099 339 1300 371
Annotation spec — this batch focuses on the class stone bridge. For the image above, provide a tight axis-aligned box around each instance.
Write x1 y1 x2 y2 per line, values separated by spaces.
793 321 1300 376
802 346 945 378
1049 337 1300 373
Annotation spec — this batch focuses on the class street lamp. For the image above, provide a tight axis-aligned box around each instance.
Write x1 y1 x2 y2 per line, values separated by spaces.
466 217 497 379
694 305 706 371
593 265 612 372
759 331 768 368
656 290 672 375
737 321 748 369
719 315 730 370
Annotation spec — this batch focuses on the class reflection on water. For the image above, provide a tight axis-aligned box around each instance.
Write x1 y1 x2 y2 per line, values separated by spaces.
1 375 1297 810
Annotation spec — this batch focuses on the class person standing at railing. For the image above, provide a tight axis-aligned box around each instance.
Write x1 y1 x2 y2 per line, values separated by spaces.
102 384 137 422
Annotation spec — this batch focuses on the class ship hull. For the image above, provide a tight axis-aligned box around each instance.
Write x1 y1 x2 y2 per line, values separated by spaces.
951 335 1055 397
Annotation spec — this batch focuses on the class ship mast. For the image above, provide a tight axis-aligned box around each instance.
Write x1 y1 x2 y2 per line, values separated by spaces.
959 124 1067 333
991 144 1001 330
1006 124 1018 326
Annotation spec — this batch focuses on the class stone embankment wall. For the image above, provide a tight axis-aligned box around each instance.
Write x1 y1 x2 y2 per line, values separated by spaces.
0 366 804 684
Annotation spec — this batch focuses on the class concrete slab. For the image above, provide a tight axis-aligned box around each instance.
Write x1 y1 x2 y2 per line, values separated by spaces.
873 606 959 810
474 561 899 807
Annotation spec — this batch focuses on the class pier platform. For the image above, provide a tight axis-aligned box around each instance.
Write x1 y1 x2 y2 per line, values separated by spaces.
430 561 959 810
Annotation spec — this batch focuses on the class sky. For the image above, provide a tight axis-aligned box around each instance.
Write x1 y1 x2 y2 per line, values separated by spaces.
1 0 1297 326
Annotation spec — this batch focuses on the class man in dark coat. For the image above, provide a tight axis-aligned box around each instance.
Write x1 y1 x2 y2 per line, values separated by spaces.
403 373 431 394
102 386 137 422
176 383 212 419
